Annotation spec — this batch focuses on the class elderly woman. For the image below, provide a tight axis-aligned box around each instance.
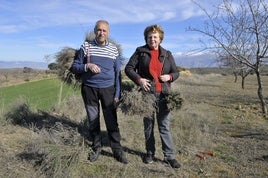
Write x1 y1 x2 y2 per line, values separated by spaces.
125 24 180 168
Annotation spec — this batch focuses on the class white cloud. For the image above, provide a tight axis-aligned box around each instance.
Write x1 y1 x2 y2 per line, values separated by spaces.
161 11 177 21
0 25 20 33
0 0 224 62
0 0 222 33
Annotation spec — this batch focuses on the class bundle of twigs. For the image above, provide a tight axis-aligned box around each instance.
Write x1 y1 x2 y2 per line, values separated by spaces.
163 91 184 111
120 86 156 117
55 47 80 87
119 82 184 117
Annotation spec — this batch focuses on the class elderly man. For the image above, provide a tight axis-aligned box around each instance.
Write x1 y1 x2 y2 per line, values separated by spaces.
71 20 128 164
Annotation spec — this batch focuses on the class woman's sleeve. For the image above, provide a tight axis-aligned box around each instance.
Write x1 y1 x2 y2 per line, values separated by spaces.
124 50 142 85
168 51 179 82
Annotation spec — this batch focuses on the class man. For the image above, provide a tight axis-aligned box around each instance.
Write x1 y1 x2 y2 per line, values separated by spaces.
71 20 128 164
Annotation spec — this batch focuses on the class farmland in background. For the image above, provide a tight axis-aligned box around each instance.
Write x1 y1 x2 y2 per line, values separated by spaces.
0 77 78 111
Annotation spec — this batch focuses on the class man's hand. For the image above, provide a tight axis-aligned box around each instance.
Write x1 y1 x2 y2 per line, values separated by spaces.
87 63 101 73
113 98 120 109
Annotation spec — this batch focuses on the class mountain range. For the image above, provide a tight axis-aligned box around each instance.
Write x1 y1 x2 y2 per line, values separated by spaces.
0 61 48 69
0 53 220 69
174 52 220 68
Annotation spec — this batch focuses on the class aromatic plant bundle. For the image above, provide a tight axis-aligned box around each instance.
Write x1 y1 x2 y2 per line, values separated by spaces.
119 82 184 117
55 47 80 87
163 91 184 111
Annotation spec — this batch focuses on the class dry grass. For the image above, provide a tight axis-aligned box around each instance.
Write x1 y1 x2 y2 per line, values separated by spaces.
0 70 268 177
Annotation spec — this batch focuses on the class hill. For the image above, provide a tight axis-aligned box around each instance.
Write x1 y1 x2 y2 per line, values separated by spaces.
174 52 220 68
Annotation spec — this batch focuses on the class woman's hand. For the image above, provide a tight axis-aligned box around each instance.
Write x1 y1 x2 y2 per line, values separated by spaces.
87 63 101 73
139 78 151 91
159 74 171 82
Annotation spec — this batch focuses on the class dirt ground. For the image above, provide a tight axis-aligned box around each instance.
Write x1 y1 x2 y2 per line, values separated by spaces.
176 73 268 177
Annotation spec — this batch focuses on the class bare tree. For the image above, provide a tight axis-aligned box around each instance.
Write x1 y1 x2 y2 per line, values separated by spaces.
188 0 268 117
218 54 253 89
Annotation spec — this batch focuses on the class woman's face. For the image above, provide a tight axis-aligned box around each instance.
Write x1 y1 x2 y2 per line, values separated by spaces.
147 31 161 50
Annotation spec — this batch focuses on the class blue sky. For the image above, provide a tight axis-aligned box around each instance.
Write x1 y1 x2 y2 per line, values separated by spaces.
0 0 222 65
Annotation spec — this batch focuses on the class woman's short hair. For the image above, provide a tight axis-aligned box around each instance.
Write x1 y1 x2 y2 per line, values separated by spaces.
144 24 164 43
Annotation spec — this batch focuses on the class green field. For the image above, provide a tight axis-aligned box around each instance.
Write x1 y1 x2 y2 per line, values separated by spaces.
0 78 79 111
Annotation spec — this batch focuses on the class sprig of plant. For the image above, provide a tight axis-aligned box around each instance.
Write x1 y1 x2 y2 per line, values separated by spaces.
162 91 184 111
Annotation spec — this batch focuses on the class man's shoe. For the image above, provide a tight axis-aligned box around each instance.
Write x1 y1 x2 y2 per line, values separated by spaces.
143 154 154 164
164 158 181 169
113 150 129 164
88 148 101 162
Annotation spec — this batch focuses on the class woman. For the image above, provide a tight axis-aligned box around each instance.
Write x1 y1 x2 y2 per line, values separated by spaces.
125 25 180 168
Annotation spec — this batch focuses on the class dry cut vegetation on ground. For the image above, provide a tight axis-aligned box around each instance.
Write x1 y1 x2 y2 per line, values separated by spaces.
0 69 267 178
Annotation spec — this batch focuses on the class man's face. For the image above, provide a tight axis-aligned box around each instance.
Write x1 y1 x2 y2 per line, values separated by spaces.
94 22 109 45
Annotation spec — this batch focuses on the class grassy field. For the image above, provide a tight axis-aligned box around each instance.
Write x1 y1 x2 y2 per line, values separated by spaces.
0 77 79 111
0 69 267 177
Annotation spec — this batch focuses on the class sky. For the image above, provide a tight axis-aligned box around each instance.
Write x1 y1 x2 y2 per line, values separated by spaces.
0 0 222 66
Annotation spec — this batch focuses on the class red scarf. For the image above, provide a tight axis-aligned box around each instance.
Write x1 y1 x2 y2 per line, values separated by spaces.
149 49 162 93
